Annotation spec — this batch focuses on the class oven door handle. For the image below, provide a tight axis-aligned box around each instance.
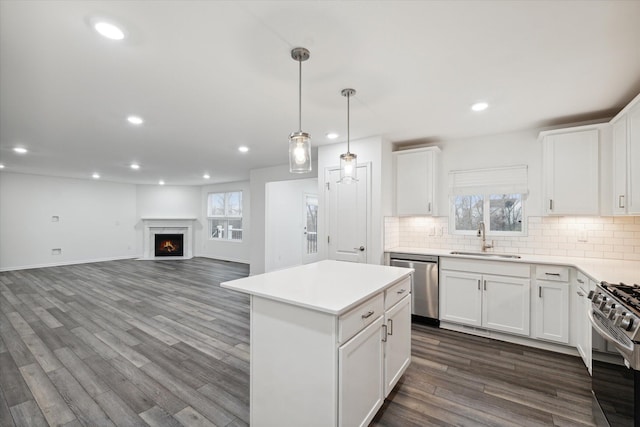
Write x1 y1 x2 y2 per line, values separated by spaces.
588 308 636 366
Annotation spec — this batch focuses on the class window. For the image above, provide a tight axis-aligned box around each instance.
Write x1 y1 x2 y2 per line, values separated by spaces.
449 165 528 236
207 191 243 241
452 193 524 235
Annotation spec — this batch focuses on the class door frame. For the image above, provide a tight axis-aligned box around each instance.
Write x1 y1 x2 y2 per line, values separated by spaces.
323 162 372 263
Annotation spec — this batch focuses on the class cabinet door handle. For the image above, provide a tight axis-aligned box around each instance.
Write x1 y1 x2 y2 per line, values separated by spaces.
428 202 432 213
545 272 561 276
577 279 584 284
619 195 625 208
477 279 481 290
549 199 553 211
388 319 393 336
539 287 542 298
361 310 375 319
483 280 487 291
396 288 406 295
382 324 387 342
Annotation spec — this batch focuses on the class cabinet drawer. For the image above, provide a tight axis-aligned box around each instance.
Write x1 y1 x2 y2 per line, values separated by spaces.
535 265 569 282
385 276 411 310
576 271 589 291
339 294 384 344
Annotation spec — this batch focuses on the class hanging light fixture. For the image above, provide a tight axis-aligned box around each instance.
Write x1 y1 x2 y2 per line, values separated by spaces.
339 88 357 183
289 47 312 173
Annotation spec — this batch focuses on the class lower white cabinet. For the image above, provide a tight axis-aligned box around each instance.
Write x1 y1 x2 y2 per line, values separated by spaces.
575 272 592 373
383 294 411 396
339 316 385 427
533 265 570 344
440 266 530 336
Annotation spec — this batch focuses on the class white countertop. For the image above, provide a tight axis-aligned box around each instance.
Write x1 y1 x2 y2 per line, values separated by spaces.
388 247 640 285
221 260 413 315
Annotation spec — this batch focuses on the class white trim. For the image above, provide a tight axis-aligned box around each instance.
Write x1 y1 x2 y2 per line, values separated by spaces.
196 254 250 265
0 256 137 272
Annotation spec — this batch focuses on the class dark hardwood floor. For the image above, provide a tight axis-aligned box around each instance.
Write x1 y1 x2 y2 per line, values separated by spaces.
0 258 594 426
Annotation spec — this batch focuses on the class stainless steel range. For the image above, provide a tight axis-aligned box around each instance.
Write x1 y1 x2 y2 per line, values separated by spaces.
589 281 640 426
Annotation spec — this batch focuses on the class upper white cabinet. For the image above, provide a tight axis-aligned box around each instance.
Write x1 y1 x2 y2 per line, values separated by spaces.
394 147 440 216
611 93 640 215
541 125 601 215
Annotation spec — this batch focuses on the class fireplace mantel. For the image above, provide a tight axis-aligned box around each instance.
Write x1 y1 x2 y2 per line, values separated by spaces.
140 218 196 260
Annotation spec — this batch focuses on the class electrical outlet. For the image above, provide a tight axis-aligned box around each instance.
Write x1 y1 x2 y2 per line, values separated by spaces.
428 226 435 236
577 231 588 242
51 248 62 255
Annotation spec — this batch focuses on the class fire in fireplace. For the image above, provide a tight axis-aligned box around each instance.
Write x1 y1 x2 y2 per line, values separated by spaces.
154 234 184 257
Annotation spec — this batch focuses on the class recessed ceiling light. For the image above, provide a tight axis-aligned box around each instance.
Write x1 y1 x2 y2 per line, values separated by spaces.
92 173 100 179
127 115 144 125
158 180 165 186
238 146 249 153
13 147 27 154
130 163 140 170
471 102 489 112
326 132 339 140
203 174 210 179
94 21 125 40
0 164 5 169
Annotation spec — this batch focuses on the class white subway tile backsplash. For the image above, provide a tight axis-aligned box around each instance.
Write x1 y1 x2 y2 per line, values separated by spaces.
385 216 640 261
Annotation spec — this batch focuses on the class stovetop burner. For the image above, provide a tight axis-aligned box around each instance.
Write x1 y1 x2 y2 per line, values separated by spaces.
601 281 640 315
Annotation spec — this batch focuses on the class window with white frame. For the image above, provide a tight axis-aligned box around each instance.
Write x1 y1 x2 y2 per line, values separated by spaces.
207 191 243 241
449 166 527 236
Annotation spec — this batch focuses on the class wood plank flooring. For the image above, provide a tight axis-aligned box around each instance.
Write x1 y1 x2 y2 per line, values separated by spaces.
0 258 594 426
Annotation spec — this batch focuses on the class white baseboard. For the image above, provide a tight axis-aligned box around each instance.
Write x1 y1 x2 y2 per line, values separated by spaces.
196 254 250 265
0 255 139 272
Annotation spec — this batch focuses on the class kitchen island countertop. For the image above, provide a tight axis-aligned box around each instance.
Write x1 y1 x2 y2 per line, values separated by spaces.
388 246 640 284
221 259 413 315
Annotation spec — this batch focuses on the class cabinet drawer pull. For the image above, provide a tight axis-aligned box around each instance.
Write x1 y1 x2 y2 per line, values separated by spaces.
577 291 584 297
577 279 584 284
388 319 393 336
619 195 625 208
361 310 375 319
544 272 561 276
396 288 406 295
382 324 387 342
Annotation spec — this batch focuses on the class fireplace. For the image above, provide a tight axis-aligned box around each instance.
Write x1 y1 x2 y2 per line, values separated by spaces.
154 234 184 257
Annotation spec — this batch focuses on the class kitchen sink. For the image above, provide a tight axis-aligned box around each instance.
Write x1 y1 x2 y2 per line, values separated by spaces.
449 251 521 259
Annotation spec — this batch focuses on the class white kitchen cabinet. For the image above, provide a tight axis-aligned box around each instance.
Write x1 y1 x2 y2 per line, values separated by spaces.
394 147 439 216
541 126 601 215
483 274 530 336
574 272 592 373
339 316 385 427
533 266 570 344
440 259 530 336
611 94 640 215
383 294 411 396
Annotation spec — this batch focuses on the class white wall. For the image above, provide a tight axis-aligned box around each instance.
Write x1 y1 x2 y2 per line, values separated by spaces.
249 164 318 275
136 185 201 218
265 178 318 272
0 172 138 270
317 136 392 266
199 181 251 264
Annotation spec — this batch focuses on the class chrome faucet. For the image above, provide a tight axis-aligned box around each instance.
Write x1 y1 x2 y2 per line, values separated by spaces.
477 221 493 252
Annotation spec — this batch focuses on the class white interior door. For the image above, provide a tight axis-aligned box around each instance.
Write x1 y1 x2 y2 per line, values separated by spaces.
326 164 369 263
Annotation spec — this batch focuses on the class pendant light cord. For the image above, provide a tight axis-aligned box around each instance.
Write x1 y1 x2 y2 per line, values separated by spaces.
298 59 302 132
346 92 351 154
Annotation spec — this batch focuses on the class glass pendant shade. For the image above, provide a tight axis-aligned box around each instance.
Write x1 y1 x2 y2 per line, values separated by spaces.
289 131 312 173
339 152 357 183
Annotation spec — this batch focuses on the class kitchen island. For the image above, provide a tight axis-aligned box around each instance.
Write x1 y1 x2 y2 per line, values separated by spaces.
221 260 413 427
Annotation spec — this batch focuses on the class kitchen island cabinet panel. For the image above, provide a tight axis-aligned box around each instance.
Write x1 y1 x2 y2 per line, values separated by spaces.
383 294 411 396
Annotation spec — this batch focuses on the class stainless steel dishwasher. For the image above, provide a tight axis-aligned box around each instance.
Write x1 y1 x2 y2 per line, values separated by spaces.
389 253 439 326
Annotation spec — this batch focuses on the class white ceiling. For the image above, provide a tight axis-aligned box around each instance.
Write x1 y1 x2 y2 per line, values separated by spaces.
1 1 639 185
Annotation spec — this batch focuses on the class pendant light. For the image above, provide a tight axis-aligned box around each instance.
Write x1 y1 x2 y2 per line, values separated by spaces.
339 88 357 184
289 47 312 173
